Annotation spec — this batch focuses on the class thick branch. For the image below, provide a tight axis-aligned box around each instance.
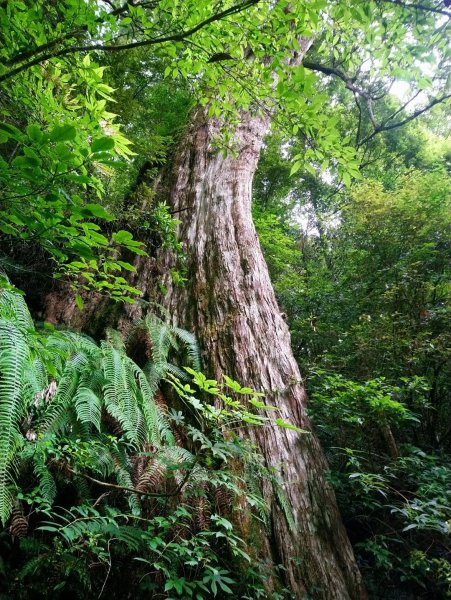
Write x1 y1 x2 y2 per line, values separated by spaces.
378 0 451 17
303 61 373 99
0 0 260 84
4 29 86 67
360 92 451 145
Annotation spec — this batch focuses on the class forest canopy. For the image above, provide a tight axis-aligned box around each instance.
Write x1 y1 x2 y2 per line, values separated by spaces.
0 1 450 599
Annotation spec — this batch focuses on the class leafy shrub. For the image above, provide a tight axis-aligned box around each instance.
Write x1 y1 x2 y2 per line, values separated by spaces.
309 373 451 598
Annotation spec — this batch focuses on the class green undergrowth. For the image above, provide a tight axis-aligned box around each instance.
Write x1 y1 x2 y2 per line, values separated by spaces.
0 281 294 600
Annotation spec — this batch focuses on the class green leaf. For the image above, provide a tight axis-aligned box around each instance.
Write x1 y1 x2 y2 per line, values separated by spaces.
91 137 115 153
26 124 43 142
290 161 302 176
83 203 115 221
54 143 72 160
342 171 351 187
274 418 306 432
0 122 23 141
12 155 40 168
75 294 84 310
49 124 77 142
117 261 136 272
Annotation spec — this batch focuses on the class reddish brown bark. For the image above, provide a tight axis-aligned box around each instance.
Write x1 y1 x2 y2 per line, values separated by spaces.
159 110 366 599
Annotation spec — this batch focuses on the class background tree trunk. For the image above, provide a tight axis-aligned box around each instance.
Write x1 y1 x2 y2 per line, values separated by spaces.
159 109 366 599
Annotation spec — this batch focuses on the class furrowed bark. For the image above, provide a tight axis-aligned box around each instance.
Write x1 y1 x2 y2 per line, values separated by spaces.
159 108 366 598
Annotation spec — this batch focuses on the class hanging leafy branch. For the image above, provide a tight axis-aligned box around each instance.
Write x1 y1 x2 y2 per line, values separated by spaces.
0 0 261 83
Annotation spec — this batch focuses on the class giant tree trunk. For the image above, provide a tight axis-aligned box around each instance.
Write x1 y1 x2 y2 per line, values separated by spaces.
160 109 366 599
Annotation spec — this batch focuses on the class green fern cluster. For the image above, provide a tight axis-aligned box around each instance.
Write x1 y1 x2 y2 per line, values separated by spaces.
0 282 283 599
0 283 202 524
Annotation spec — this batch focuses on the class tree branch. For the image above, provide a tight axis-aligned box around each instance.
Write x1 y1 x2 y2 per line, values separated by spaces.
303 61 373 99
0 0 260 84
378 0 451 18
3 1 160 67
68 458 198 498
359 92 451 145
4 29 86 67
353 92 363 145
303 59 451 148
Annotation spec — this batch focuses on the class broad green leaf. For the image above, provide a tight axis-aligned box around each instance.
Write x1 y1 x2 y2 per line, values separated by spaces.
91 137 115 153
49 124 77 142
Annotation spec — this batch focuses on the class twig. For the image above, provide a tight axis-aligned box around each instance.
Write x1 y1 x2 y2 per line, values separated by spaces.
68 458 198 498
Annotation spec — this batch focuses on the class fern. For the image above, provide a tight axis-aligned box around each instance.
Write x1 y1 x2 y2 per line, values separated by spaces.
38 365 79 435
0 284 266 598
23 356 47 400
174 327 202 371
102 343 143 444
33 451 57 506
0 285 34 331
131 314 202 386
107 445 141 514
273 475 296 532
125 354 162 445
156 409 176 445
45 330 100 374
145 315 175 376
74 387 102 432
0 320 30 524
39 506 145 551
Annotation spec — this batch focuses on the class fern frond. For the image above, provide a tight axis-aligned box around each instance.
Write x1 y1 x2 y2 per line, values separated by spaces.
74 387 102 432
273 478 295 532
160 446 195 487
144 315 175 376
191 483 210 531
143 361 162 395
136 458 167 493
166 362 190 381
23 357 47 401
174 327 202 371
45 331 100 368
38 367 79 435
0 320 29 524
89 444 117 479
33 453 57 506
39 508 144 551
156 409 175 446
9 502 28 538
162 446 194 466
102 343 141 444
214 484 232 516
107 444 141 514
0 286 34 331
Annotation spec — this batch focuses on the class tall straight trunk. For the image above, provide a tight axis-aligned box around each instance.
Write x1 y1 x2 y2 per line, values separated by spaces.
160 109 366 599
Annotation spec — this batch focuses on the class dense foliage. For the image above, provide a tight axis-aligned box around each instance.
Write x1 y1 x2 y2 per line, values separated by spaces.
1 0 449 294
254 116 451 597
0 283 299 599
0 0 450 598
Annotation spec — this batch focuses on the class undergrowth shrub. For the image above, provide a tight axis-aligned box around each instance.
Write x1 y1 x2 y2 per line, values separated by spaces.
0 281 292 599
309 372 451 599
